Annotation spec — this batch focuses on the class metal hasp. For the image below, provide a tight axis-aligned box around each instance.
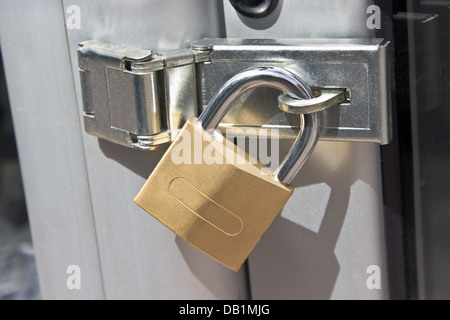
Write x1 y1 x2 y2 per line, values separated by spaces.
197 38 392 144
77 40 210 150
78 38 392 149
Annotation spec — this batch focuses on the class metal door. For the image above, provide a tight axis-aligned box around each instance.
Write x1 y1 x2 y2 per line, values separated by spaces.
0 0 417 299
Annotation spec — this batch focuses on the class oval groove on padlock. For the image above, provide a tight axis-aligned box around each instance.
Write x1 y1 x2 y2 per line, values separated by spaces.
168 177 244 236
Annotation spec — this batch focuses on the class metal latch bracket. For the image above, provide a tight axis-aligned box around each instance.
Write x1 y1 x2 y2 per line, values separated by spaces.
77 38 391 149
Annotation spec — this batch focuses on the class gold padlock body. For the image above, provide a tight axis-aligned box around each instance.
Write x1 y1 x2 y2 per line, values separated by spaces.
134 117 293 271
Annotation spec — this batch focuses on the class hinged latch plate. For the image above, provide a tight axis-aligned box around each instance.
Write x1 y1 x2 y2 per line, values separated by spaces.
77 38 391 149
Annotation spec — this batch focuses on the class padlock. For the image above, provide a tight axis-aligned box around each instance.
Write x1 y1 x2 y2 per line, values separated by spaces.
134 66 320 271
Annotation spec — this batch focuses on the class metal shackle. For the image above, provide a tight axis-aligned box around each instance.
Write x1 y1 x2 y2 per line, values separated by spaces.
197 66 320 185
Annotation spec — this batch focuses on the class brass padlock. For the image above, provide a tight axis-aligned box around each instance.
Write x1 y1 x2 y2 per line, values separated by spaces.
134 67 320 271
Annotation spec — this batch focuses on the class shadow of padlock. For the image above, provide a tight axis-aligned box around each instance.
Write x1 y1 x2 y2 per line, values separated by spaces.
134 67 320 271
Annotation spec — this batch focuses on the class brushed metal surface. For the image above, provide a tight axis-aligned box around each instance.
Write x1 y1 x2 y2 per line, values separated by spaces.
63 0 249 299
135 117 293 271
78 37 391 147
3 0 246 299
78 41 163 148
195 38 392 144
2 0 392 300
0 0 104 299
223 0 390 299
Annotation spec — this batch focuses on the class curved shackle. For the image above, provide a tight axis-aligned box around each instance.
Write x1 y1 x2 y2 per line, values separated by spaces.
197 67 320 185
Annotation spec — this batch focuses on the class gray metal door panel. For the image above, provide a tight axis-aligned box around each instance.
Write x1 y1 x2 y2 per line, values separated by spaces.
61 0 248 299
1 0 391 299
0 0 103 299
223 0 389 299
248 141 388 299
1 0 249 299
